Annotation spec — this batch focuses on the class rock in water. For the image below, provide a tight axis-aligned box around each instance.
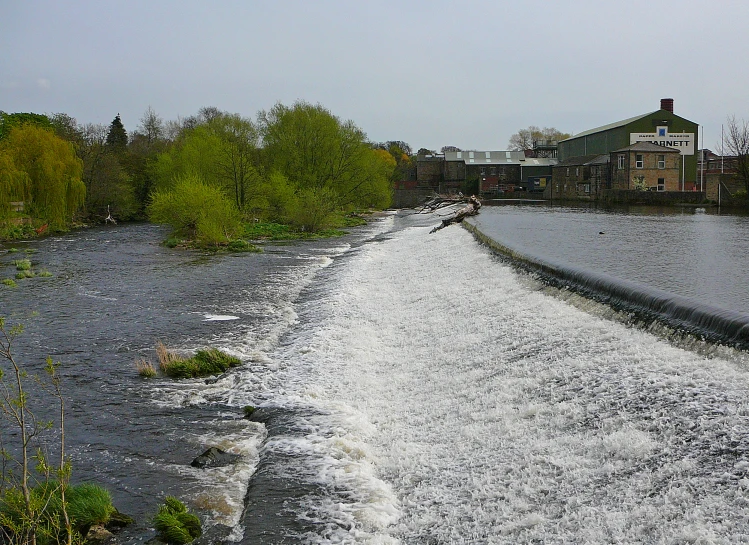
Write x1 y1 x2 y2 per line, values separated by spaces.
191 447 240 469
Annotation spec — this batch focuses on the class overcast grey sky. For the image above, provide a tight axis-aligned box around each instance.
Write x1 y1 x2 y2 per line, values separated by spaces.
1 0 747 152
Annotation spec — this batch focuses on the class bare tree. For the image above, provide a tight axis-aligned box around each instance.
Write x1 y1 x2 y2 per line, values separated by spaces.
508 126 571 152
724 115 749 194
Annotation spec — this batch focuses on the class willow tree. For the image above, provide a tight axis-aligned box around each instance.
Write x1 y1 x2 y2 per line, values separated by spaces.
0 124 85 230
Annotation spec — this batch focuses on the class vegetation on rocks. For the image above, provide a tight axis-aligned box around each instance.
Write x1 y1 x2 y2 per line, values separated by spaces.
136 342 242 379
153 497 201 545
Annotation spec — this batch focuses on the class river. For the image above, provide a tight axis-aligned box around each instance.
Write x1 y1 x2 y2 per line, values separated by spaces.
1 206 749 544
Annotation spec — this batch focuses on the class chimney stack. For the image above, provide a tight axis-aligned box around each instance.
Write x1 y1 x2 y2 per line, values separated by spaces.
660 98 674 113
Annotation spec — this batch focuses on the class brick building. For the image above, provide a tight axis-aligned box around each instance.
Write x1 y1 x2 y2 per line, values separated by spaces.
610 142 681 191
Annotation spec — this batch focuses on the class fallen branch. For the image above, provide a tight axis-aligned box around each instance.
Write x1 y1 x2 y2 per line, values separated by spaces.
429 195 481 233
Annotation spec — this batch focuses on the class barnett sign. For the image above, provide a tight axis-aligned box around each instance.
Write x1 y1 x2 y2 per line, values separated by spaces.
630 126 694 155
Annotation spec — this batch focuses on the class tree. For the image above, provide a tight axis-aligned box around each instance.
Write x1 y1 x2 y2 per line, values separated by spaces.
0 112 53 141
724 115 749 194
151 110 262 214
440 145 462 153
508 126 570 153
417 148 436 156
0 124 85 230
105 114 128 154
258 101 393 218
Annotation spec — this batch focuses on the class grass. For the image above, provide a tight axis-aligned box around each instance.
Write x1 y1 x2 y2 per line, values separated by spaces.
135 358 157 378
37 270 53 277
155 342 242 379
2 278 17 287
153 496 202 545
0 481 114 543
13 258 31 271
65 482 116 530
15 270 35 279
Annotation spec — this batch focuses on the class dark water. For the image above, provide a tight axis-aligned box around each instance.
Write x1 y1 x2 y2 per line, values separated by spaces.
468 203 749 347
0 223 379 542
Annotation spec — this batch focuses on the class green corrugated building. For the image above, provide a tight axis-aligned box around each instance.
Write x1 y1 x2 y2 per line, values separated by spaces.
558 98 699 189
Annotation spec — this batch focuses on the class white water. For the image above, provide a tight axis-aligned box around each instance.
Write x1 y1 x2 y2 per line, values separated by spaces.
257 214 749 543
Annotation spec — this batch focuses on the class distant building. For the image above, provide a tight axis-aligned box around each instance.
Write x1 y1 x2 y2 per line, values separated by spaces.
558 98 699 190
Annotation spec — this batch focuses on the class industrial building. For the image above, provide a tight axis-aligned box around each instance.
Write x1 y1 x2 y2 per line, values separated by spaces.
557 98 699 191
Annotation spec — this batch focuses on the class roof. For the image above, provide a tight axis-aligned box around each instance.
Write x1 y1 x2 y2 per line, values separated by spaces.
555 154 609 167
443 150 557 166
612 141 680 153
562 111 658 141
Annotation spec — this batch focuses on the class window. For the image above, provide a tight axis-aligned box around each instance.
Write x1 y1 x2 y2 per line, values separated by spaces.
480 167 486 175
657 178 665 191
575 167 579 177
566 167 570 177
657 154 665 169
584 184 590 194
490 167 496 176
618 154 626 169
635 154 644 168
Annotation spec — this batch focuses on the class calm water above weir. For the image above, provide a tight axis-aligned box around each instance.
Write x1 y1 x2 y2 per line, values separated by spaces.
2 209 749 543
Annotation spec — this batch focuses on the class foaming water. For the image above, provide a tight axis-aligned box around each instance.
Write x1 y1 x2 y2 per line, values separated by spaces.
253 213 749 543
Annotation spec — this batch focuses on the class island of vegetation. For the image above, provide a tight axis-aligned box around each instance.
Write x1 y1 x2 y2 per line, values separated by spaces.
0 103 414 249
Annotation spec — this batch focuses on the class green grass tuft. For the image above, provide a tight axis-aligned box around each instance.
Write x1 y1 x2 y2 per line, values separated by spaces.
37 270 53 277
2 278 17 287
153 496 202 544
227 239 261 252
243 405 256 418
7 248 19 253
13 258 31 271
66 482 115 529
158 346 242 379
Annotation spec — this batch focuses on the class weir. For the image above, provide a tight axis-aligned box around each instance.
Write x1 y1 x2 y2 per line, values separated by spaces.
464 220 749 350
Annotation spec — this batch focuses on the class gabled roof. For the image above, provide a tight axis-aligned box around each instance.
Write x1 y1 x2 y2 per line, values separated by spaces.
613 141 680 153
562 111 658 141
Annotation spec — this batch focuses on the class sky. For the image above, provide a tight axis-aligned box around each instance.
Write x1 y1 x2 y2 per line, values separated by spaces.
1 0 748 153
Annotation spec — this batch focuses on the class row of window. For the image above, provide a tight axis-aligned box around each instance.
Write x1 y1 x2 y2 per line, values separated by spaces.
618 154 667 169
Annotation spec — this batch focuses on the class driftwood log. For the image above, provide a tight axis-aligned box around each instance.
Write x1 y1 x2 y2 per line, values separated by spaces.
427 195 482 233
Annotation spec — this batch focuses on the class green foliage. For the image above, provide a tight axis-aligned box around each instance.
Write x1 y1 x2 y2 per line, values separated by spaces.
14 258 31 270
243 406 256 418
0 112 53 141
160 348 242 379
152 112 260 213
0 124 86 231
226 239 261 253
258 101 393 227
65 482 115 530
153 496 202 544
0 481 113 544
105 114 128 153
2 278 17 287
148 173 242 246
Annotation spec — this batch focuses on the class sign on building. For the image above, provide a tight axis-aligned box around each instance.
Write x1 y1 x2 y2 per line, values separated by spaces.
630 126 694 155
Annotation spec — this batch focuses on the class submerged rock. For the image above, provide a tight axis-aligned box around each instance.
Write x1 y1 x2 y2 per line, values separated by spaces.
190 447 240 469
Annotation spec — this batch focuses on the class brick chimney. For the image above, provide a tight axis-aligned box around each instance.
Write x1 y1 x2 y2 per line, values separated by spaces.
660 98 674 113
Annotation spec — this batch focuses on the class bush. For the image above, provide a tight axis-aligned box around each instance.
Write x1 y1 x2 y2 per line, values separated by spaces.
226 239 261 253
2 278 17 287
153 496 202 544
148 174 242 246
